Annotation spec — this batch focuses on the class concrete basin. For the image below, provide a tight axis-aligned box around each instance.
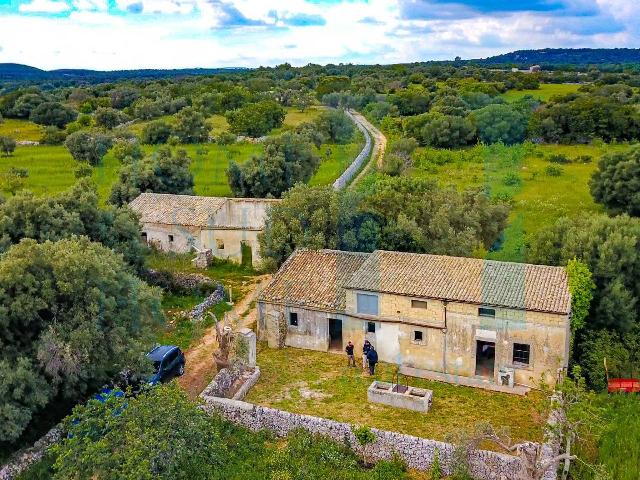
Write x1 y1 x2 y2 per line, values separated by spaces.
367 380 433 412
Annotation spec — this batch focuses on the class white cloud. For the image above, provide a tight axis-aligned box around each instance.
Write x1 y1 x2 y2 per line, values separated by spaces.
18 0 70 13
3 0 640 69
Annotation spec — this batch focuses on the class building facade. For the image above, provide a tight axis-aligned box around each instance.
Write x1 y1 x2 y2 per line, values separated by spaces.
129 193 279 265
258 249 571 391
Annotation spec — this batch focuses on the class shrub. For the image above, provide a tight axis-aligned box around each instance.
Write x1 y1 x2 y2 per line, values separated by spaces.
141 120 172 144
502 172 522 186
0 135 17 156
40 126 67 145
215 131 237 145
547 153 570 164
545 164 563 176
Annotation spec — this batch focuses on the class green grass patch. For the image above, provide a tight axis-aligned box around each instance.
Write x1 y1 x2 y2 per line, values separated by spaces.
310 137 365 186
410 142 631 262
0 118 43 142
502 83 582 102
246 344 548 444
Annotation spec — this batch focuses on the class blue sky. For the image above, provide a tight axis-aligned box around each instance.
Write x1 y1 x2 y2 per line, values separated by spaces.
0 0 637 69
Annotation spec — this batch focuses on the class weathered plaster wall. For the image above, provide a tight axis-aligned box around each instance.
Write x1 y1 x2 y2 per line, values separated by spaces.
200 228 261 264
263 290 570 388
142 222 201 252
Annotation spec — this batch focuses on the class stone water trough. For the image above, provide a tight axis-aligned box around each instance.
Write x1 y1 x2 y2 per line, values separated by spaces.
367 381 433 412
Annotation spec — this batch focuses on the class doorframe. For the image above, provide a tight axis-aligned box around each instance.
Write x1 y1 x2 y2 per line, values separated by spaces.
474 339 496 380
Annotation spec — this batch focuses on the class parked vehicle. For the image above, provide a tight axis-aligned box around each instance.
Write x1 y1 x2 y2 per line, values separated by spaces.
147 345 186 384
607 378 640 393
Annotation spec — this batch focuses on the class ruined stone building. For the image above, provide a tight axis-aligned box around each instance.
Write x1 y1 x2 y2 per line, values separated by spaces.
129 193 279 265
258 249 571 392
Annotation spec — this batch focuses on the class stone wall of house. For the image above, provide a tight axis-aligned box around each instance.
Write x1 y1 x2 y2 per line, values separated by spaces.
201 396 532 480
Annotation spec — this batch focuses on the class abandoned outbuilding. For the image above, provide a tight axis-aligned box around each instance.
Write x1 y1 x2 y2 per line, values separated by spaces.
129 193 279 265
258 249 572 392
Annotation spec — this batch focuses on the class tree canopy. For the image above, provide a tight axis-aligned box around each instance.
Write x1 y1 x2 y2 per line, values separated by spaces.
227 132 319 198
590 147 640 216
65 131 113 166
0 237 163 443
109 147 194 206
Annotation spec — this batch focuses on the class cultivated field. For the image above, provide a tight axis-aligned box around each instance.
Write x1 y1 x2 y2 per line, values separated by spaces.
502 83 582 102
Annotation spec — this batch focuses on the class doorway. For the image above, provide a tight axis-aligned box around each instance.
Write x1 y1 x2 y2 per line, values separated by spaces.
475 340 495 378
240 241 252 268
328 319 342 351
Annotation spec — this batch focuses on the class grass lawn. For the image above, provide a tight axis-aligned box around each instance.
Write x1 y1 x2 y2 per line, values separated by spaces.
410 142 630 262
310 136 365 186
246 344 548 445
502 83 582 102
0 118 43 142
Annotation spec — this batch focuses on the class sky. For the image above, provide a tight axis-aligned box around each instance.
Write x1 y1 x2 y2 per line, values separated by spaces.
0 0 638 70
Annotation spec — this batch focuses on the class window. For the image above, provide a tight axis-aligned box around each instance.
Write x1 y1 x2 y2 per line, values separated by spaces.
478 307 495 318
357 293 379 315
513 343 531 365
367 321 376 333
414 330 423 342
411 299 428 309
216 239 225 250
168 234 174 243
289 312 298 327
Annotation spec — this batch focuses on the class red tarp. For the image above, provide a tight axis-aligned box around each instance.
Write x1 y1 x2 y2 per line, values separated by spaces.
608 378 640 393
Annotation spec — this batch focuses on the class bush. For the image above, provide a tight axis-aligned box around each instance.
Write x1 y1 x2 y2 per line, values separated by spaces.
141 120 172 144
502 172 522 186
172 107 209 144
0 135 16 156
94 107 129 129
29 101 77 128
547 153 570 164
40 126 67 145
314 109 355 144
215 131 237 145
226 100 285 138
545 164 563 176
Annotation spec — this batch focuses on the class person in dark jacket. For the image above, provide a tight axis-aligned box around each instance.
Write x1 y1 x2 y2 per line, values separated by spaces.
362 340 371 371
345 341 355 367
366 346 378 375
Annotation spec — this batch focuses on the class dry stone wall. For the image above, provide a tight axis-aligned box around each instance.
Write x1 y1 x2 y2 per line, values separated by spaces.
332 110 372 190
201 396 527 480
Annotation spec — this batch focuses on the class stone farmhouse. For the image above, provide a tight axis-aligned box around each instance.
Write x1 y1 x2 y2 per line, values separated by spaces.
258 249 571 392
129 193 279 265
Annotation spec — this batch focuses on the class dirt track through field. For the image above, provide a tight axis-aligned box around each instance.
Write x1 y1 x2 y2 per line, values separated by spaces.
178 274 272 398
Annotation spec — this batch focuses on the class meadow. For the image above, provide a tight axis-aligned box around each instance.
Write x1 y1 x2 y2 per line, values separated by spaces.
410 142 631 261
501 82 582 102
0 105 357 201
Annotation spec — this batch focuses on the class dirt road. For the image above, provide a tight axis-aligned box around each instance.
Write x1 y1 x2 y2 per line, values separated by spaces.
178 274 271 398
350 111 387 185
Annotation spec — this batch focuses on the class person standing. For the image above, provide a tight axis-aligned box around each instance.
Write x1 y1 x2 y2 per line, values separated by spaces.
366 346 378 375
345 341 355 367
362 339 371 371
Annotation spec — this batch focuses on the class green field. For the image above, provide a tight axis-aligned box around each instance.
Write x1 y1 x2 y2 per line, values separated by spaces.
410 142 629 261
0 143 261 201
502 83 582 102
0 118 43 141
310 138 364 186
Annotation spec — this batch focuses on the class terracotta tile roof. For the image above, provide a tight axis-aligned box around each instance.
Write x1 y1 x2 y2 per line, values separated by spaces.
259 249 370 311
345 250 570 314
129 193 226 227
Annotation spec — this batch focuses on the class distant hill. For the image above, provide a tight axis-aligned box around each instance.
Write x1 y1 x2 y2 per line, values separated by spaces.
0 64 249 83
473 48 640 67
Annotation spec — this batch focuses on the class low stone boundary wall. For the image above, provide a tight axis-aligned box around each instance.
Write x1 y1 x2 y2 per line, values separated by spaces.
201 396 524 479
332 110 372 190
189 283 225 319
0 427 61 480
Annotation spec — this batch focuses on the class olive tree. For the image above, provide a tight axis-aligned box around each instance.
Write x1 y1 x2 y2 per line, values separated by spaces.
0 237 163 442
65 131 113 165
